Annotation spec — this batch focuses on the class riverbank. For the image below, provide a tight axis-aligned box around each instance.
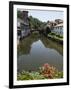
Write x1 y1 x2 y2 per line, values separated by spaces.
48 33 63 44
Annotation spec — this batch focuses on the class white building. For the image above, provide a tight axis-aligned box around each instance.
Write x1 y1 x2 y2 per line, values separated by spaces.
52 23 63 36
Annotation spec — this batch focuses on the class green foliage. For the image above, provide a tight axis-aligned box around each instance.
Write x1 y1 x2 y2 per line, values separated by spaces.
48 33 63 42
17 64 63 80
49 33 63 38
49 32 55 35
17 11 46 31
56 34 63 38
17 71 45 80
45 27 51 34
29 16 46 30
29 72 46 79
17 11 23 19
54 71 63 78
55 34 62 38
17 71 33 80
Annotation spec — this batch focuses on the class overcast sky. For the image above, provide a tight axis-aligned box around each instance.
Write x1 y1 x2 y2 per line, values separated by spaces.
28 10 63 22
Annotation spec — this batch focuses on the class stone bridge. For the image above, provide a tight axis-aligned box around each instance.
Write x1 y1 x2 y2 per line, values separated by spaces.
30 29 44 34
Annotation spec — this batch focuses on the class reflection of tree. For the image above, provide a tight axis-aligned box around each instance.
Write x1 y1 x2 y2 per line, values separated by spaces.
17 41 31 55
41 37 63 55
17 33 40 56
17 33 63 57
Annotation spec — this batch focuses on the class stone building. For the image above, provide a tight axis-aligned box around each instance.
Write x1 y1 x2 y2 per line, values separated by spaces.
45 21 56 30
17 11 30 39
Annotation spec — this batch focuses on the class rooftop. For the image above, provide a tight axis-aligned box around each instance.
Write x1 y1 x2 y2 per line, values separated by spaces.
54 23 63 27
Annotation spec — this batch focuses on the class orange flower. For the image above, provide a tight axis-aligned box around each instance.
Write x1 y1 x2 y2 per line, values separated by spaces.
40 63 57 79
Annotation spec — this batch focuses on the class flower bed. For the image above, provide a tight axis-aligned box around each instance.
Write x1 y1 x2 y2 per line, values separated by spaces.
17 63 63 80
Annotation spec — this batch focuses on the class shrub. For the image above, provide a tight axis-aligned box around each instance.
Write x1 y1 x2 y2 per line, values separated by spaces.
39 63 63 79
17 63 63 80
56 34 60 37
17 71 33 80
17 70 45 80
29 72 45 79
49 32 55 35
39 63 57 79
59 35 63 38
55 34 63 38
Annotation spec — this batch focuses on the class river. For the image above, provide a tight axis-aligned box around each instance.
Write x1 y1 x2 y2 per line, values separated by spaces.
17 33 63 73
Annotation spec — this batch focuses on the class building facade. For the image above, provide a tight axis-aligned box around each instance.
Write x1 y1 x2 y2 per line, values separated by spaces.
51 19 63 36
45 21 56 30
52 23 63 36
17 11 30 39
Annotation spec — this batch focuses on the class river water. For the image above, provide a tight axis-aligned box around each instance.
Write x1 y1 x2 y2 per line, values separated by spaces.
17 33 63 73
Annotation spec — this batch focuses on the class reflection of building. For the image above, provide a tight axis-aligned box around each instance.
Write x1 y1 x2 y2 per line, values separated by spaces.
17 11 30 38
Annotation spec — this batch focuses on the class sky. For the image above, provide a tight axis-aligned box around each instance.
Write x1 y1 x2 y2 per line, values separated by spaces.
28 10 63 22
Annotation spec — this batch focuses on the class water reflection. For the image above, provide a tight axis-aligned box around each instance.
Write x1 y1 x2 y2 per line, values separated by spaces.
17 34 63 73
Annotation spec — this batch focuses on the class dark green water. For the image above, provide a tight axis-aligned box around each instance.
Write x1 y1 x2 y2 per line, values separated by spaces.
17 33 63 73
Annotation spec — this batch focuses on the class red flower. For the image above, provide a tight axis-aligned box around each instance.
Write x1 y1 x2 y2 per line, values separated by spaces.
40 63 57 79
43 63 49 68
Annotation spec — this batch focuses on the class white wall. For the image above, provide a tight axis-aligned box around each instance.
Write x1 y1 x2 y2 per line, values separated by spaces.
53 27 63 35
0 0 71 90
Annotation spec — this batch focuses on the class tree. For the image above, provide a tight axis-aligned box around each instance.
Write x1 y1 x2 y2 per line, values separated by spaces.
17 11 22 19
46 27 51 34
29 16 46 30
